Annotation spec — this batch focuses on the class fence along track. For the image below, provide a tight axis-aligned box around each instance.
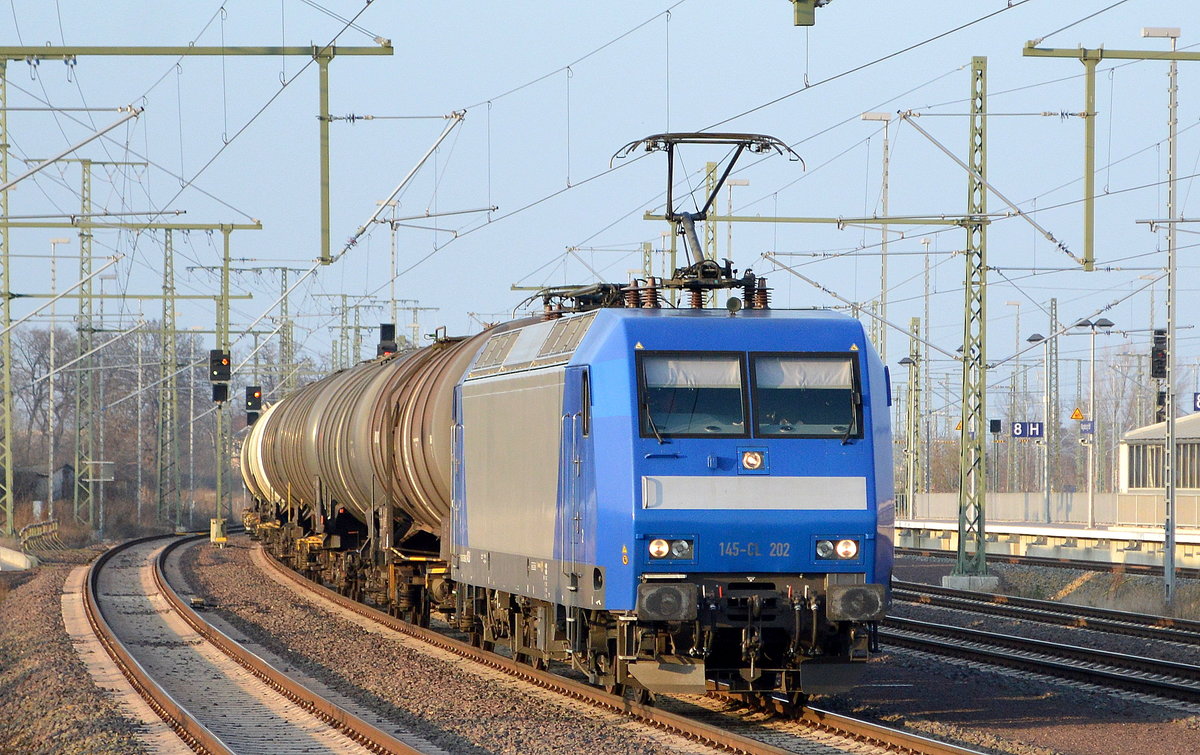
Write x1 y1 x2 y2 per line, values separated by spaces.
19 519 70 552
86 534 428 754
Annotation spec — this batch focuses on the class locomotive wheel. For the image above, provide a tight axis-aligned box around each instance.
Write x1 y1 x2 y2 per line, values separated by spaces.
782 691 808 718
594 653 620 694
467 630 493 652
623 685 653 706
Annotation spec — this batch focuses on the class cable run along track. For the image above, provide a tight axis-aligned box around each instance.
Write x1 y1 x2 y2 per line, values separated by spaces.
83 534 432 755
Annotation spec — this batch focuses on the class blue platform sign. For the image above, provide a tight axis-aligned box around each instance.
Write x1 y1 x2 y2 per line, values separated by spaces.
1011 421 1044 438
1080 420 1095 434
1194 392 1200 412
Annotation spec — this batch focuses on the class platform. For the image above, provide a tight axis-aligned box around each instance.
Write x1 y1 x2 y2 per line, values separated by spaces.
897 519 1200 571
0 545 37 571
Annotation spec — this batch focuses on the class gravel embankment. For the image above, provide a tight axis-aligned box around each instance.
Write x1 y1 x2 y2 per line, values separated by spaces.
182 539 723 755
0 557 147 755
810 557 1200 755
6 542 1197 755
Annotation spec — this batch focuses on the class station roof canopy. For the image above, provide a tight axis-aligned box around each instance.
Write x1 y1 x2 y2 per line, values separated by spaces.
1122 412 1200 443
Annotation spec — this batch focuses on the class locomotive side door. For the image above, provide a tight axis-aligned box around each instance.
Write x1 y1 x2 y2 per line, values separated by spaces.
560 366 591 604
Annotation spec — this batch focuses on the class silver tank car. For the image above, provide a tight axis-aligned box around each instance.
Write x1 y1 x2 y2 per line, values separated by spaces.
241 329 498 540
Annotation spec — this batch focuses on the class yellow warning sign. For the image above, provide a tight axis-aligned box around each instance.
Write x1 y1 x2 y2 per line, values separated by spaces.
850 343 860 351
634 342 644 350
955 421 962 431
1070 408 1085 421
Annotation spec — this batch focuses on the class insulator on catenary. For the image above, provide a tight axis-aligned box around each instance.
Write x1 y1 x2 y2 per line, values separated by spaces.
640 277 660 308
689 289 704 309
753 277 771 309
743 272 757 305
623 282 642 308
543 299 562 319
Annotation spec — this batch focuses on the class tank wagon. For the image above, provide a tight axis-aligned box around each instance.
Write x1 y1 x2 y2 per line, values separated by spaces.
242 301 893 701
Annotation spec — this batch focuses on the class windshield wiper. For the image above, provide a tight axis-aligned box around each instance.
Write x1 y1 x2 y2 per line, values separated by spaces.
643 403 666 445
841 391 862 445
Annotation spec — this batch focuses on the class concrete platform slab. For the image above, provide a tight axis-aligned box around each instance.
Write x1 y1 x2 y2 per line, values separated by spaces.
941 574 1000 592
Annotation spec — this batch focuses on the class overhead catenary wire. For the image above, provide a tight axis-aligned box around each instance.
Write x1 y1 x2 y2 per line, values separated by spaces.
352 2 1141 299
701 0 1039 132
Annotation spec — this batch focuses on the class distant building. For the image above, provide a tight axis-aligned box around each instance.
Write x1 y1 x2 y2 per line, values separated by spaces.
1118 413 1200 528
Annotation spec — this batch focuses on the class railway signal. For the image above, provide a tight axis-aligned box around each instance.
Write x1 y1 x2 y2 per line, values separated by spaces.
1151 329 1167 379
209 349 231 382
246 386 262 426
212 383 229 404
377 323 398 357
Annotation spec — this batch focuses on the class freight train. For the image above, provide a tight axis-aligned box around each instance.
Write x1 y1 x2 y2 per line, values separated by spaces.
240 132 893 705
240 293 893 704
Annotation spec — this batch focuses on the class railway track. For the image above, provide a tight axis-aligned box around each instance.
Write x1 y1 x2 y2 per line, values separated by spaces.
254 540 984 755
881 617 1200 705
893 579 1200 645
895 546 1200 580
84 534 434 754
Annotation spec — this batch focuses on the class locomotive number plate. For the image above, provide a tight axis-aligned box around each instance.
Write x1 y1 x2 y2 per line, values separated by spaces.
720 541 792 557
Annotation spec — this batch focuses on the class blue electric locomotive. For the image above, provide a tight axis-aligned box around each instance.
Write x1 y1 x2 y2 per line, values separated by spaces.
242 132 892 703
450 305 892 698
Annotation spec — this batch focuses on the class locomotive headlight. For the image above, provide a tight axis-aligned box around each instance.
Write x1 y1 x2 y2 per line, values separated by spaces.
669 539 693 560
816 538 860 560
648 538 693 560
835 539 859 559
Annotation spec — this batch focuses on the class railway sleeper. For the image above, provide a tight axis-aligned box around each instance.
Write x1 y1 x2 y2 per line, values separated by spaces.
248 504 876 702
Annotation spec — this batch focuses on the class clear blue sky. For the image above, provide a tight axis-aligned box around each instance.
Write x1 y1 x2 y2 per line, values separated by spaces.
4 0 1200 416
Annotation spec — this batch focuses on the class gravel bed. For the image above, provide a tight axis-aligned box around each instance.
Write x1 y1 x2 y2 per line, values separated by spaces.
805 556 1200 755
893 557 1200 664
182 539 724 755
0 556 148 755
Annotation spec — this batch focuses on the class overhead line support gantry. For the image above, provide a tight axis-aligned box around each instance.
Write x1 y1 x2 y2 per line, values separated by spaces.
0 41 388 535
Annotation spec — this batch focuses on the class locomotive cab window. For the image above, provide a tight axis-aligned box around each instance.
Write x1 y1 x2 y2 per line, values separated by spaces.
751 354 861 438
638 352 747 438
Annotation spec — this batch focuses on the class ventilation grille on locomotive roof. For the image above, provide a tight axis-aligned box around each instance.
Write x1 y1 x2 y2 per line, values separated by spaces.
472 331 520 372
536 311 596 359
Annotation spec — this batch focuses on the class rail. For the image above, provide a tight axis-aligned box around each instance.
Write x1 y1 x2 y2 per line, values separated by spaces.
893 579 1200 644
155 535 425 754
896 545 1200 580
883 617 1200 703
85 534 427 755
83 533 234 754
257 543 982 755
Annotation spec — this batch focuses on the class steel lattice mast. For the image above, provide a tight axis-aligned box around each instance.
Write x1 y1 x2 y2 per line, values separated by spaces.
0 61 11 535
953 57 989 578
157 230 181 528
